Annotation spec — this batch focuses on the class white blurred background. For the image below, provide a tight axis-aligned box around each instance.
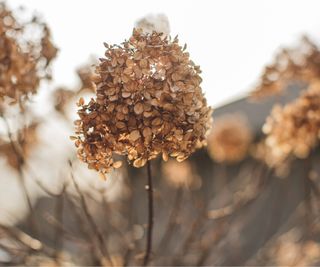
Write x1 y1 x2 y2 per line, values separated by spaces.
8 0 320 107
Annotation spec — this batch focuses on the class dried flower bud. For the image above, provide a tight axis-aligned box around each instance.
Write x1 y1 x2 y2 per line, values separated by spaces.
73 29 212 174
207 114 252 163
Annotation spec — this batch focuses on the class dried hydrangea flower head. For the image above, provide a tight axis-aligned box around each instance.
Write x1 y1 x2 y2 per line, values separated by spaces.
73 29 212 175
266 229 320 266
135 14 170 36
251 36 320 100
259 80 320 173
53 61 96 116
162 159 201 189
53 87 75 115
76 60 97 93
0 122 39 170
251 139 289 177
0 3 57 104
207 114 252 163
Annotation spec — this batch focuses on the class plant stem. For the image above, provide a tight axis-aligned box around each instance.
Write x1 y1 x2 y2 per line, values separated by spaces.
143 161 154 266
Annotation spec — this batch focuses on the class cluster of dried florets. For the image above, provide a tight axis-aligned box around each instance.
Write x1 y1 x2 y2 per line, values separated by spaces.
0 3 57 104
162 159 201 189
53 61 96 115
72 29 212 174
207 114 252 163
257 80 320 172
0 122 39 170
76 61 97 93
53 87 75 114
135 14 170 36
265 230 320 266
251 36 320 100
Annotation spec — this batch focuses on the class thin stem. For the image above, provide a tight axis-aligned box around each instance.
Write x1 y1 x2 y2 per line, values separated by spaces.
143 161 154 266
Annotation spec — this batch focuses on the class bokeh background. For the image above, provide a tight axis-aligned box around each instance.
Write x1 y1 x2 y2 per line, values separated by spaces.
1 0 320 266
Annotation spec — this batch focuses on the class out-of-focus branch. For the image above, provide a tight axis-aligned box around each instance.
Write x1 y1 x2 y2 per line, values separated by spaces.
69 161 113 266
172 195 208 265
0 115 38 236
0 225 42 252
52 183 66 260
156 188 183 254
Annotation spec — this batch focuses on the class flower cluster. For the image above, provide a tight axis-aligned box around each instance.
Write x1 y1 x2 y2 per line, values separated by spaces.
53 87 75 115
76 61 96 93
260 80 320 170
135 14 170 36
53 61 96 115
0 3 57 104
251 36 320 100
0 122 39 170
73 29 212 175
162 159 201 189
207 114 252 163
265 229 320 266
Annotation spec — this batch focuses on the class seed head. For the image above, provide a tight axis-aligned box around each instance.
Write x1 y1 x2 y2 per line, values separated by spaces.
73 29 212 174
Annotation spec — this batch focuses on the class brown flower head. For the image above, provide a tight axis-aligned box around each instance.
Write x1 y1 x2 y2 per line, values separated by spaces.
53 61 97 116
0 3 57 104
260 80 320 170
162 159 201 189
76 60 97 93
0 122 39 170
53 87 75 115
135 14 170 36
251 36 320 100
251 139 289 177
266 229 320 266
207 114 252 163
73 29 212 175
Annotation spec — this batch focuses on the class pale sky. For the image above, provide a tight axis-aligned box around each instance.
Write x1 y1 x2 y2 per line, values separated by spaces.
9 0 320 107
